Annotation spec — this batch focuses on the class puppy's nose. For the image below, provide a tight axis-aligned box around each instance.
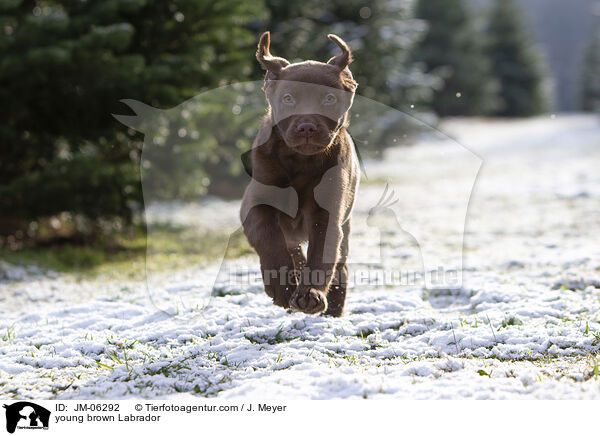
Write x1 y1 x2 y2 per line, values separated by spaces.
296 122 317 137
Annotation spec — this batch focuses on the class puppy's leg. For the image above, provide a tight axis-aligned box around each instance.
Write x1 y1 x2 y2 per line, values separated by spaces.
243 205 295 308
287 242 306 288
290 210 342 314
324 264 347 317
324 221 350 317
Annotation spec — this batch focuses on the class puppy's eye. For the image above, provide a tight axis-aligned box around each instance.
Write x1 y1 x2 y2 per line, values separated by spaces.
282 93 295 105
323 93 337 105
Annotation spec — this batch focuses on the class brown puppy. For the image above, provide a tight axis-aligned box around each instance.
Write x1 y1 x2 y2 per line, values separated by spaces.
241 31 359 317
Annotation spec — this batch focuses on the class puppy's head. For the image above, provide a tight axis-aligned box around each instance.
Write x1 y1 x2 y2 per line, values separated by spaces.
257 32 357 155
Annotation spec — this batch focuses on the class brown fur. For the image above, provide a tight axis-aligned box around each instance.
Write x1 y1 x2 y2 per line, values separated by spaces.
241 32 359 317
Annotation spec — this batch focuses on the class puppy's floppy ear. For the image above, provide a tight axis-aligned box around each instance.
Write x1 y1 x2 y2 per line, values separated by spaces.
327 34 353 70
256 31 290 75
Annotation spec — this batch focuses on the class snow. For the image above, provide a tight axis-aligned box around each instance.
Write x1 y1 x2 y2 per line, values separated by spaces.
1 114 600 399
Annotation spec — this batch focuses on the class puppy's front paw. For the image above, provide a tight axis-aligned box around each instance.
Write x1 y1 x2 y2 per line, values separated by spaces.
289 288 328 314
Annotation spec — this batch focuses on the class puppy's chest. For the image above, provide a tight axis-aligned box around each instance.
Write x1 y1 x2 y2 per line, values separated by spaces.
278 178 321 235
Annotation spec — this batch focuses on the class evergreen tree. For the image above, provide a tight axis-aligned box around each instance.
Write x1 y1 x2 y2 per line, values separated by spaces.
580 19 600 112
487 0 549 116
411 0 500 117
0 0 265 236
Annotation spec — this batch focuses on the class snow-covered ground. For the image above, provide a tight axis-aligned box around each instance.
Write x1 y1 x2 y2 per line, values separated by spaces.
1 114 600 399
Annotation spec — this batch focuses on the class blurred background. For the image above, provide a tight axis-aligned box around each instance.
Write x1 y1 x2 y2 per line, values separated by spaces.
0 0 598 274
